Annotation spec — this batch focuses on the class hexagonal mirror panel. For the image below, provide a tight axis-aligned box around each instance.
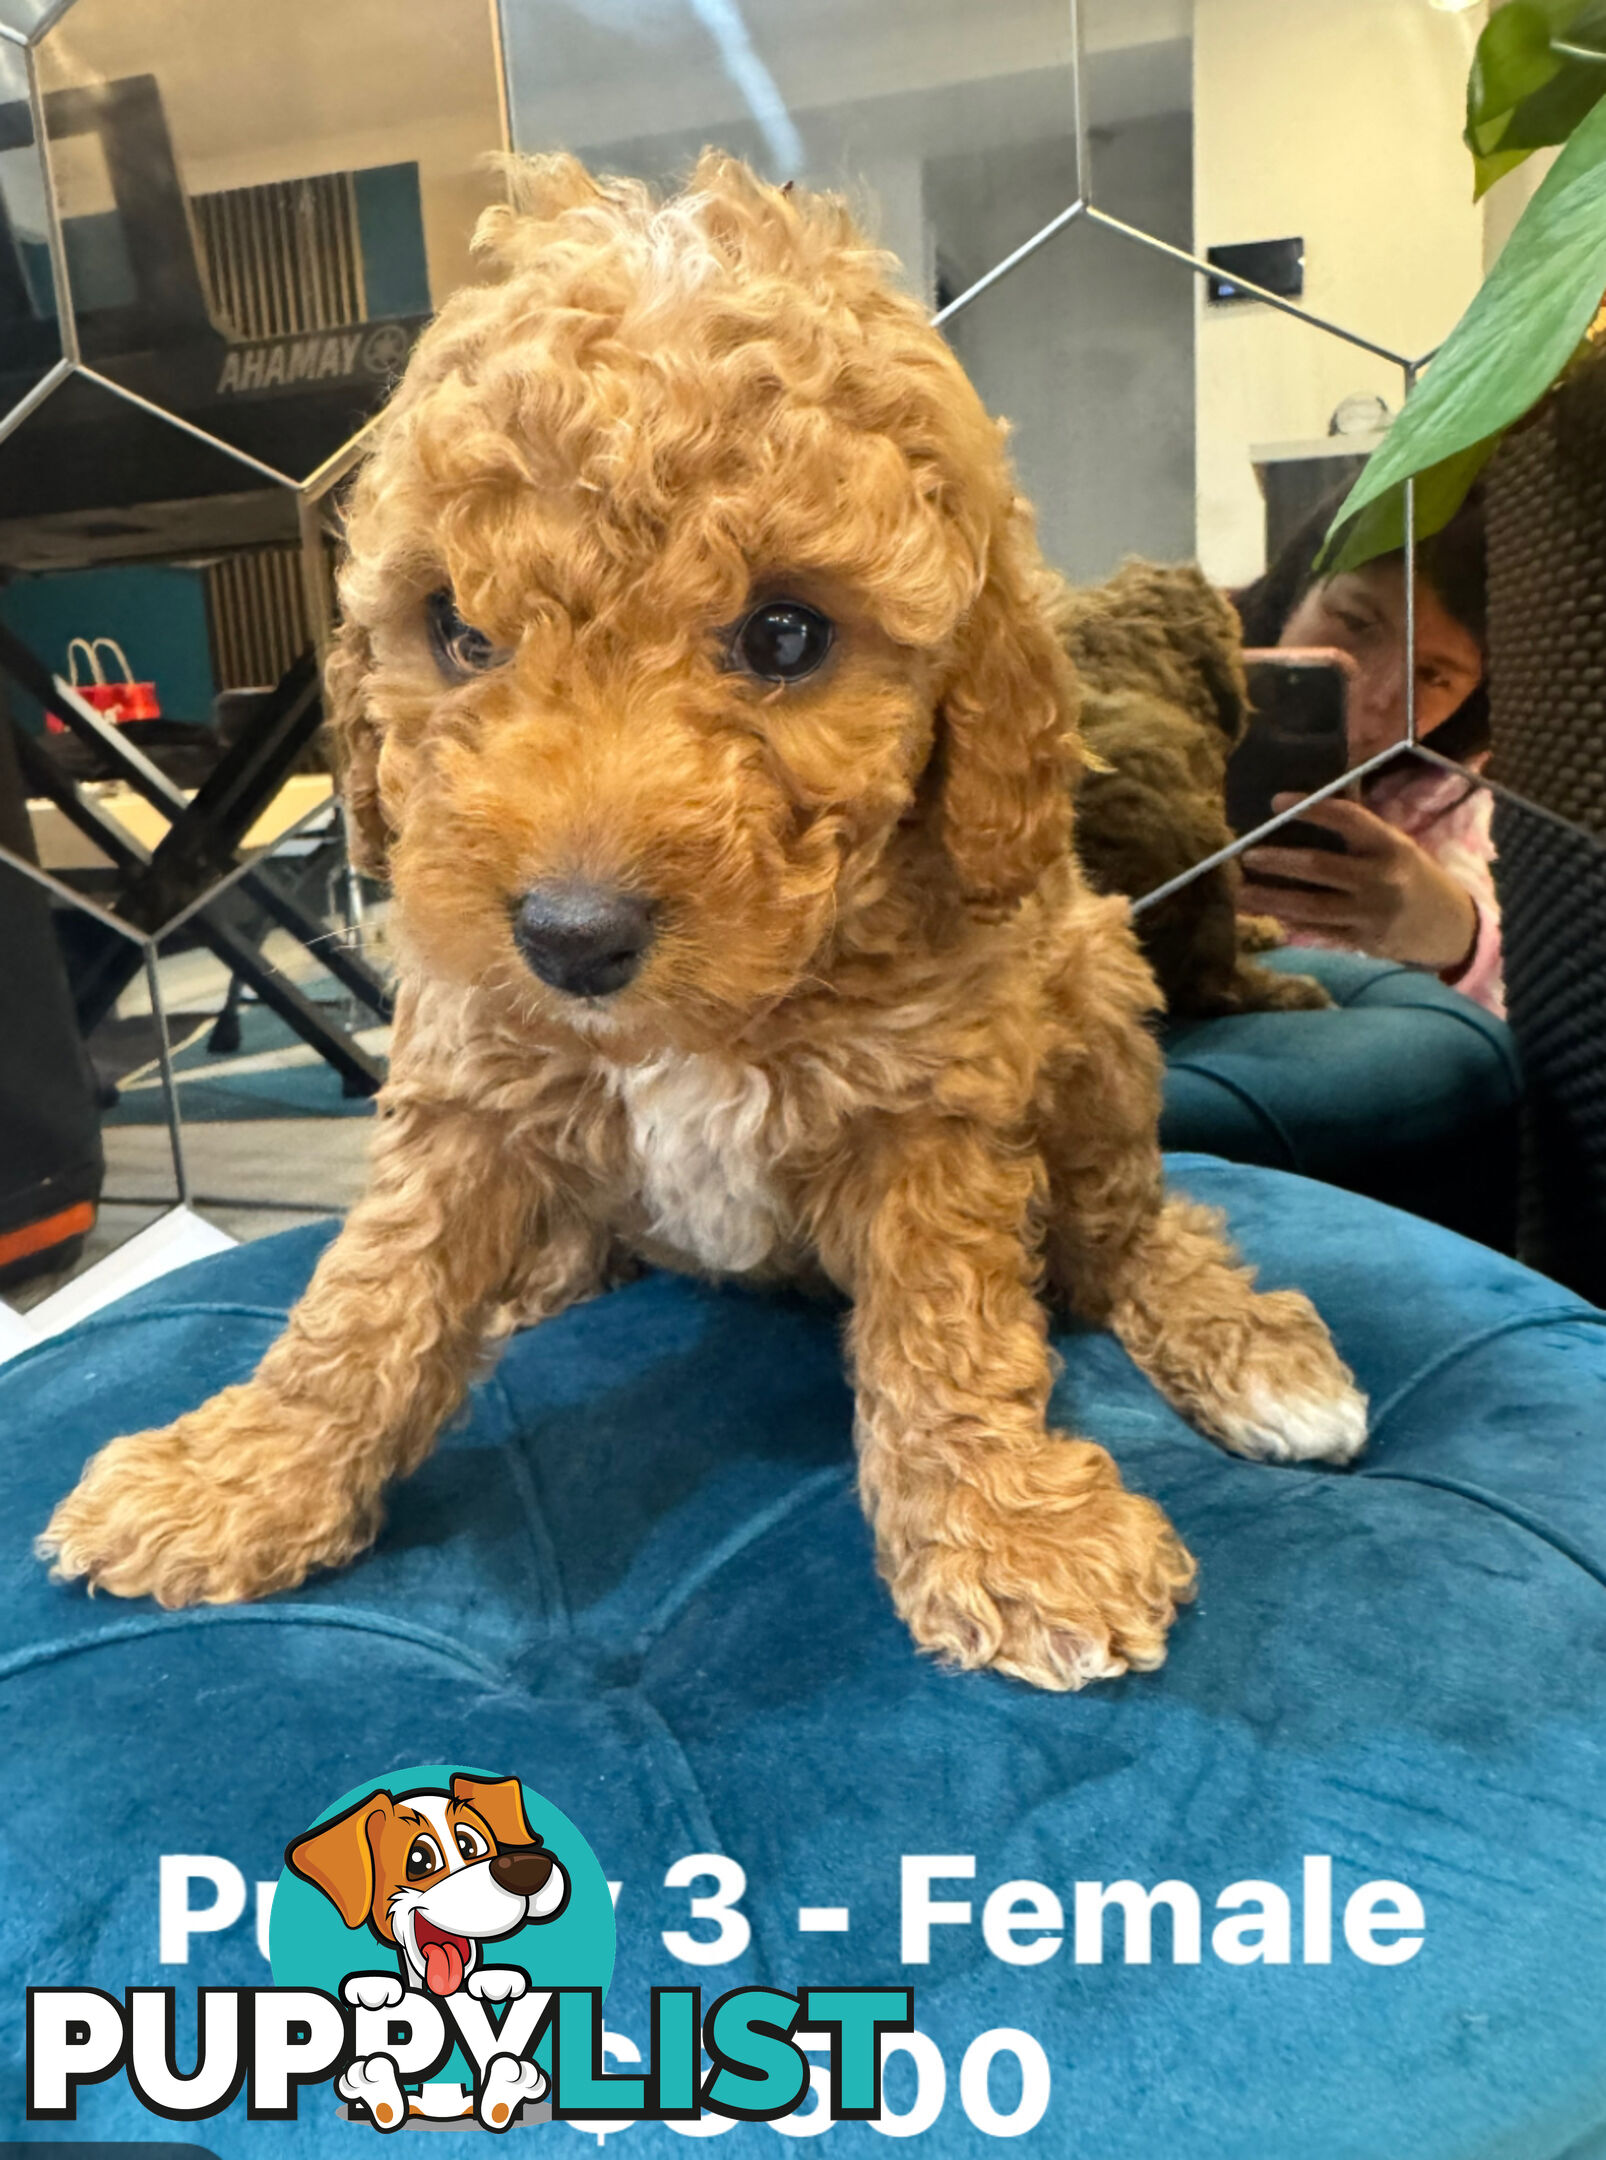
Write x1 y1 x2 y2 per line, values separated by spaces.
0 38 67 414
0 362 299 568
942 205 1440 945
0 0 1592 1321
1165 0 1487 364
0 0 76 41
33 0 506 484
1078 0 1189 203
500 0 1085 306
937 199 1195 587
11 706 389 1289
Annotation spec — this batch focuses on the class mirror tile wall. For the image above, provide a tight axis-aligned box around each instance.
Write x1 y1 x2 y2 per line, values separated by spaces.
0 0 1506 774
0 36 66 420
33 0 506 482
0 0 1590 1274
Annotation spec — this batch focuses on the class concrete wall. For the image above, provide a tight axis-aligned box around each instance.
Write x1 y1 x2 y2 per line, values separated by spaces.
937 113 1196 585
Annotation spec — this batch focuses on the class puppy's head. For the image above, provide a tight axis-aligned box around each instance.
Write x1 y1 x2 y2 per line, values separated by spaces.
286 1773 569 1996
330 150 1078 1052
1052 559 1250 753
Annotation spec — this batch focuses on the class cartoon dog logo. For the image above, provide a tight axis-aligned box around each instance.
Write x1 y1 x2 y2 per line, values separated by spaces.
287 1772 569 2129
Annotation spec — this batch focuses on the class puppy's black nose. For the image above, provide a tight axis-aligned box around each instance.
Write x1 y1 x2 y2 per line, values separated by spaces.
490 1845 556 1896
512 882 654 997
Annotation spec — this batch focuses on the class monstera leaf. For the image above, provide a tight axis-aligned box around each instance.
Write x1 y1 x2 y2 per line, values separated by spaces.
1466 0 1606 197
1326 88 1606 572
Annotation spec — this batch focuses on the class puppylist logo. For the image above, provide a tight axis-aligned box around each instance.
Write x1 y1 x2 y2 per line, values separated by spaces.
26 1762 915 2134
278 1768 576 2128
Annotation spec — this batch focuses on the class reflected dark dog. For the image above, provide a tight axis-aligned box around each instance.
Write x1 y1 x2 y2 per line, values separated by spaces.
1057 560 1332 1018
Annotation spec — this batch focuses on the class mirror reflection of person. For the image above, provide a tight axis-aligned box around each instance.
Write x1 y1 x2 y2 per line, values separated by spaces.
1231 491 1503 1017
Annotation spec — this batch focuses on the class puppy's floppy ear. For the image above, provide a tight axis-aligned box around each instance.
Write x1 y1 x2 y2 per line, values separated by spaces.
324 616 392 881
451 1773 537 1850
937 502 1079 911
286 1791 394 1928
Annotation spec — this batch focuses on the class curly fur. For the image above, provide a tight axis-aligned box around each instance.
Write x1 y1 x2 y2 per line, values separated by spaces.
39 151 1366 1689
1057 560 1331 1017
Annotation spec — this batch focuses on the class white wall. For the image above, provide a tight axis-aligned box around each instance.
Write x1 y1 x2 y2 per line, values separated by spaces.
1194 0 1489 586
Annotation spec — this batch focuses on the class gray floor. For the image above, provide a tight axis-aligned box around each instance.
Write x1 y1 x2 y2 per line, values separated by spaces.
103 1114 373 1231
6 927 384 1318
9 1115 372 1314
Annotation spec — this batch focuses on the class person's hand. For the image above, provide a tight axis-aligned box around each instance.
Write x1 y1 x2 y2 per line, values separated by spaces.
1238 794 1479 974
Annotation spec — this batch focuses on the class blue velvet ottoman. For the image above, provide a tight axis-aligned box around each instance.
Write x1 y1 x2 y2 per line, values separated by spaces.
4 1157 1606 2158
1161 950 1522 1248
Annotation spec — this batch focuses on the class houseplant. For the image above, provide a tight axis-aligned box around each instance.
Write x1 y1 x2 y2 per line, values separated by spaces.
1325 0 1606 570
1330 2 1606 1299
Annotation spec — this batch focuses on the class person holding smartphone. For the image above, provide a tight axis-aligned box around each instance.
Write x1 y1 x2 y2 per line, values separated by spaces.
1230 489 1502 1015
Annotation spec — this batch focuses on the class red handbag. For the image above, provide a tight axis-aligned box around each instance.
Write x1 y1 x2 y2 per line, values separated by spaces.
47 636 161 732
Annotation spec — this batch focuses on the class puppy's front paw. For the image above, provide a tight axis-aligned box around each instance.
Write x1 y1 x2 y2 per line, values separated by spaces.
479 2054 547 2130
1204 1289 1368 1466
467 1967 529 2003
886 1437 1197 1691
1243 967 1338 1015
1235 913 1286 954
1246 967 1334 1012
343 1973 406 2011
339 2054 408 2131
36 1384 385 1606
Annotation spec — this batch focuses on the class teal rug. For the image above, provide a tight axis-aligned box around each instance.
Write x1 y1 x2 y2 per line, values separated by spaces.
103 1001 384 1124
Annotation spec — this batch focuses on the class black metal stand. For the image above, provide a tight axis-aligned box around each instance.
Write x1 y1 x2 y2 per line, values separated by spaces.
1 622 391 1095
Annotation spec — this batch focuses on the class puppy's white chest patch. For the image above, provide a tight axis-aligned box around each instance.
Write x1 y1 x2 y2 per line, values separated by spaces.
611 1053 785 1274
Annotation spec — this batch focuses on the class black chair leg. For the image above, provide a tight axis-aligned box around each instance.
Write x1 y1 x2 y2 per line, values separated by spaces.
207 973 244 1054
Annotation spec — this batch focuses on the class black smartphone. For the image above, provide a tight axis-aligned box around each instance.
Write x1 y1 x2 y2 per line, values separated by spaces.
1225 650 1355 885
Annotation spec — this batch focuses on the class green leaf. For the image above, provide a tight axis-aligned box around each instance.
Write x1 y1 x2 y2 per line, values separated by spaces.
1468 1 1563 139
1327 441 1502 574
1492 58 1606 151
1552 0 1606 42
1472 144 1538 199
1326 91 1606 569
1472 57 1606 192
1536 0 1606 32
1466 0 1606 188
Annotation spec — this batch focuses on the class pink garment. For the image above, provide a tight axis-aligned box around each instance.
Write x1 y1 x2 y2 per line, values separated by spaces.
1284 758 1506 1018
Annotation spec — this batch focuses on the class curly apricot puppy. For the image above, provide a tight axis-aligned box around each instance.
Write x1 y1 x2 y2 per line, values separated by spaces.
39 152 1367 1689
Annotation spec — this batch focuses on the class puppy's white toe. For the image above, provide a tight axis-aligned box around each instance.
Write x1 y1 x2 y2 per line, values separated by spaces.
339 2054 407 2132
342 1972 405 2011
479 2053 547 2130
1216 1379 1369 1466
467 1965 529 2003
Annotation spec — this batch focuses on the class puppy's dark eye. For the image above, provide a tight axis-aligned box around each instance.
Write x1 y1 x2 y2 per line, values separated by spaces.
426 587 505 678
406 1835 444 1879
730 600 834 684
